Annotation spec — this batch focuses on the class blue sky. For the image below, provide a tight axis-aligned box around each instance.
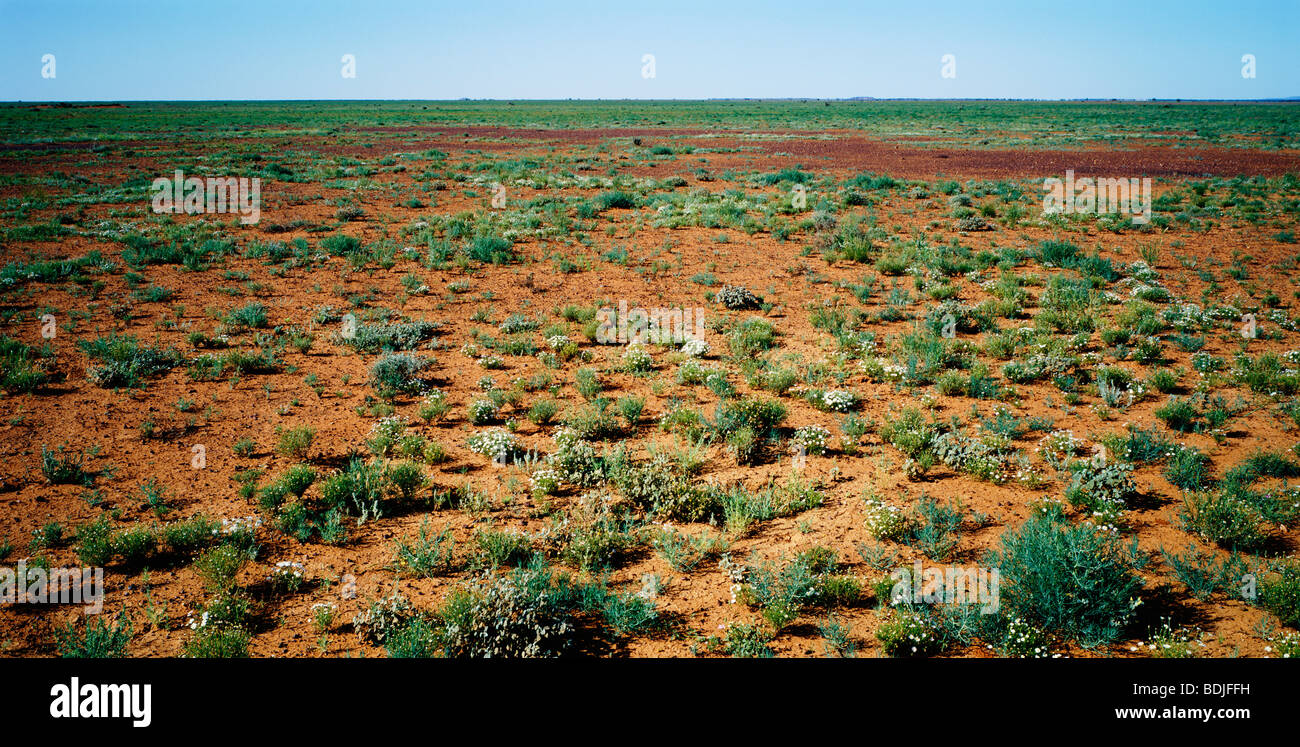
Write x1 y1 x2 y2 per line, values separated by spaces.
1 0 1296 101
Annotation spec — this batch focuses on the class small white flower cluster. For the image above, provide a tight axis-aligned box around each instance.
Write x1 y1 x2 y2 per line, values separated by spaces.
1028 495 1067 516
1130 283 1166 300
478 354 504 369
1267 308 1300 332
1128 618 1206 657
1191 351 1226 373
680 338 709 357
1083 510 1122 536
1126 260 1159 283
459 342 480 357
186 610 211 630
863 495 906 541
1036 429 1082 461
311 602 338 632
1013 462 1047 488
530 467 560 496
1097 379 1146 409
467 428 518 462
1207 303 1242 322
1258 486 1300 515
270 561 305 588
993 616 1059 658
820 389 856 412
546 334 570 350
1264 630 1300 658
892 611 938 655
552 426 580 449
370 415 407 439
217 515 262 536
717 553 746 605
622 343 653 372
792 425 831 456
468 398 498 423
1162 301 1212 332
870 358 907 382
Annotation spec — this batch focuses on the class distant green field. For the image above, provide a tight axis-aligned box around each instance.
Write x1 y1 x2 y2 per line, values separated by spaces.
0 100 1297 150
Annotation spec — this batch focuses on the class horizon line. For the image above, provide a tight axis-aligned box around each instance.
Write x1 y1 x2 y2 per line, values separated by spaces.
2 97 1300 107
3 97 1300 106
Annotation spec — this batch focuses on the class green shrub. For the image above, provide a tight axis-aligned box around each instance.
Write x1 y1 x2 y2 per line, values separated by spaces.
1166 446 1211 491
466 233 518 264
194 545 247 595
276 426 315 460
387 461 427 501
616 396 644 427
527 398 559 425
558 400 620 440
1180 491 1267 551
1258 564 1300 628
574 367 601 399
437 564 576 657
1102 424 1172 464
472 528 535 569
182 627 250 658
1155 396 1198 432
876 609 945 657
594 191 636 210
991 514 1142 646
727 317 776 356
224 302 268 329
1148 368 1180 394
0 336 56 392
1037 239 1079 266
616 458 718 521
723 622 774 657
1161 545 1245 601
41 445 93 486
370 353 434 395
717 285 761 310
713 397 786 438
1064 461 1137 515
392 518 456 577
56 613 132 658
384 616 442 658
319 458 390 520
651 527 729 572
467 398 498 425
79 334 182 388
279 464 317 497
418 391 450 423
343 320 438 353
719 479 823 535
1233 353 1300 396
558 514 637 572
879 407 937 459
738 550 851 631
